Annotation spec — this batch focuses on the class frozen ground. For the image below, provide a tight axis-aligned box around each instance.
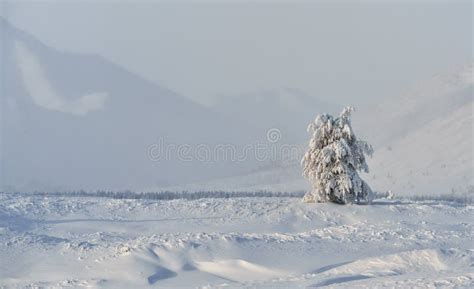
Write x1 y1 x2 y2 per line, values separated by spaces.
0 193 473 288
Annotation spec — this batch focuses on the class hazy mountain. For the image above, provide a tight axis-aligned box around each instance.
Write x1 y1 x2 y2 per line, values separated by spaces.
0 18 262 191
356 63 473 146
362 64 473 195
209 88 341 144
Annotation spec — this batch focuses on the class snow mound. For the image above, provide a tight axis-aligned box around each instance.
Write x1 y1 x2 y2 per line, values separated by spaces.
194 259 285 282
320 249 447 278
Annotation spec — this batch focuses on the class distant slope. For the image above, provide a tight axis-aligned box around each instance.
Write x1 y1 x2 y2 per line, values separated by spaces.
149 165 309 193
366 100 473 195
0 18 261 191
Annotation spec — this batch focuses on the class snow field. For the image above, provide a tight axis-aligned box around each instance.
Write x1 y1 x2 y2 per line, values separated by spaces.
0 194 472 288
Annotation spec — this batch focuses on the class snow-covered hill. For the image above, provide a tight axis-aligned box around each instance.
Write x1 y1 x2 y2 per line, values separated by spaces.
361 63 473 195
0 193 472 288
366 100 473 195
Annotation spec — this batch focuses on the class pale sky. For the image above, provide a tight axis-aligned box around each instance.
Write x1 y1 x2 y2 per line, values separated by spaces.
1 0 472 105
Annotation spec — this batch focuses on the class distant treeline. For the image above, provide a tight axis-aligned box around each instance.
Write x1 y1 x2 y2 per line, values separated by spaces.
7 190 306 201
2 190 472 204
373 191 473 204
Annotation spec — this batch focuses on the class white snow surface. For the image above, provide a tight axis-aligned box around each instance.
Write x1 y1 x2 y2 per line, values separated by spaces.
1 193 472 288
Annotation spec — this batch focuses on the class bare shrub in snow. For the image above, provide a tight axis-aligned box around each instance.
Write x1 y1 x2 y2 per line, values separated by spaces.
301 106 374 204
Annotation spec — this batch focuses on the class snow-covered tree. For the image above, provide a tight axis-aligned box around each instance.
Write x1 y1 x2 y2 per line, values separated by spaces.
301 106 374 204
